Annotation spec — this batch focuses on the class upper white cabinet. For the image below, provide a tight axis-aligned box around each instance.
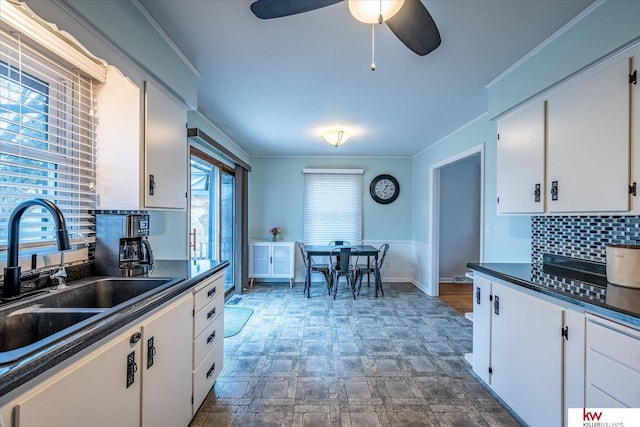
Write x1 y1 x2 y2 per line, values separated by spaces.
144 80 188 209
547 53 631 213
249 241 295 287
495 47 637 215
96 67 187 210
496 101 546 214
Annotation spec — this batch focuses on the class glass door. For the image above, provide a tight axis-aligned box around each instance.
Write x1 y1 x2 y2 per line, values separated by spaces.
220 170 235 288
190 147 235 293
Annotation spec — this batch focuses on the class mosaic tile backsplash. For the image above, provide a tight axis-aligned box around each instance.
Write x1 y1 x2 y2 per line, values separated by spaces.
532 215 640 266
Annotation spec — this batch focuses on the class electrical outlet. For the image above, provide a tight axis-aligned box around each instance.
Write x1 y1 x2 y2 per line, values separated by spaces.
485 224 492 236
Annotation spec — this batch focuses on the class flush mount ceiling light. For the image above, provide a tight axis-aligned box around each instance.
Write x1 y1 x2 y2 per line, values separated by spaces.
321 130 351 148
348 0 404 24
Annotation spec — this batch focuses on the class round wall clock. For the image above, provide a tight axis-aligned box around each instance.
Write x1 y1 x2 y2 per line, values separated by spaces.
370 174 400 204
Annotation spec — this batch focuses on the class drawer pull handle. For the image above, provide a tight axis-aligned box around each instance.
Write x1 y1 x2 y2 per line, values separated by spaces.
206 362 216 378
207 307 216 319
207 330 216 344
207 287 217 298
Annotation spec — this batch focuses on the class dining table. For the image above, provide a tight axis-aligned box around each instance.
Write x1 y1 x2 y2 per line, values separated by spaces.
303 244 382 298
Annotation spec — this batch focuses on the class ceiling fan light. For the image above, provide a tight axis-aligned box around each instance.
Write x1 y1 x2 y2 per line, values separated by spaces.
321 130 350 147
348 0 405 24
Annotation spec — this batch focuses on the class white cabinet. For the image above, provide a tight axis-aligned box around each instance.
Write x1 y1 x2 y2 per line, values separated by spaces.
249 241 295 287
490 282 564 427
472 275 492 384
585 314 640 407
96 67 187 210
547 53 631 213
143 80 188 209
496 101 546 214
495 48 636 215
6 293 193 427
13 325 141 427
141 294 193 427
192 269 225 414
472 272 585 427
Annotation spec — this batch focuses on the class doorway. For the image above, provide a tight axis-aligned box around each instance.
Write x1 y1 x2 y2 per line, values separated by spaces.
190 146 235 294
428 144 484 296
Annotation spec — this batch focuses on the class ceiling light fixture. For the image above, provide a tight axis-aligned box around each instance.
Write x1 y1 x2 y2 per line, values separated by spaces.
348 0 405 24
321 130 350 148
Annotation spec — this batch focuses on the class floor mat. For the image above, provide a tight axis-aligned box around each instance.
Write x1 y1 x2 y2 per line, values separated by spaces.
224 306 254 337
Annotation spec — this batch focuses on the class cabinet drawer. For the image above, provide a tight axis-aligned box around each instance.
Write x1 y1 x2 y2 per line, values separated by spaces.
586 316 640 407
193 338 223 412
194 294 224 338
193 273 224 313
193 313 223 368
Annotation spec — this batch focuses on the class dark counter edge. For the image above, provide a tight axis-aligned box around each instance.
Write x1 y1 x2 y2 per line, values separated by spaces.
467 262 640 329
0 260 229 398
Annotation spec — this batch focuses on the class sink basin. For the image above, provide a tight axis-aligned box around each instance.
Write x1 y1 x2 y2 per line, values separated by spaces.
0 309 100 353
0 308 102 364
0 276 182 365
38 277 174 309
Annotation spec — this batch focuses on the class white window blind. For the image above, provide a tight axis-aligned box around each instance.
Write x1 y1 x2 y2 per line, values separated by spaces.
303 169 363 245
0 28 97 250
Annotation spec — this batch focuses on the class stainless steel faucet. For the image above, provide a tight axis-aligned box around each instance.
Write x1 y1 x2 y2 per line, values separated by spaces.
50 232 89 290
3 198 71 298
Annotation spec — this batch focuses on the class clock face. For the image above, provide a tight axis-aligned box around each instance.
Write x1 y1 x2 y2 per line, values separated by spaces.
370 174 399 204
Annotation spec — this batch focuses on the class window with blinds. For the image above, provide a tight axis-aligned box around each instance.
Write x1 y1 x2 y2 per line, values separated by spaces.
0 28 97 251
303 169 363 245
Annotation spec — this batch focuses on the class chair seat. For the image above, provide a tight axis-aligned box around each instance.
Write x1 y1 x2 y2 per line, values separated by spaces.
312 263 330 271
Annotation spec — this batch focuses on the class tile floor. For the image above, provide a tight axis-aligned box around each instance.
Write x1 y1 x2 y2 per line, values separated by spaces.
191 282 522 427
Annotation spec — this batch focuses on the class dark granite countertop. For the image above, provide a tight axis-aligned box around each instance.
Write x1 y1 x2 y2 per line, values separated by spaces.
0 259 228 398
467 262 640 329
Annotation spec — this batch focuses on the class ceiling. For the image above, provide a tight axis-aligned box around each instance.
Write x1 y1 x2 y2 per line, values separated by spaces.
138 0 594 157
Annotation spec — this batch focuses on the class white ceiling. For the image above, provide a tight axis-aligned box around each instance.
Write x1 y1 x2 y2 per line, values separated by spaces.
138 0 594 157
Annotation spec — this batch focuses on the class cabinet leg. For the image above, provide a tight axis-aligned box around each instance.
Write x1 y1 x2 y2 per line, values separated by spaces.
250 278 254 288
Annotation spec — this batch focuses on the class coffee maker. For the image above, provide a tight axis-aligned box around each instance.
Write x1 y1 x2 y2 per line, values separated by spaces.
95 213 154 276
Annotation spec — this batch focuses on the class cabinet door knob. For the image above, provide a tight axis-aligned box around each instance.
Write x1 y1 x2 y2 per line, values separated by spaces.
130 332 142 344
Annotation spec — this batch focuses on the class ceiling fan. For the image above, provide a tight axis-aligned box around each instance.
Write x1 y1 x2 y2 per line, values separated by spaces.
249 0 441 57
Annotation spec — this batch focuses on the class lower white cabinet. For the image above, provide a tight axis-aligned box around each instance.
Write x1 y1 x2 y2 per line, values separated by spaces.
9 293 192 427
490 283 563 427
472 272 585 427
249 241 295 287
12 325 142 427
585 314 640 407
141 294 193 427
192 269 225 414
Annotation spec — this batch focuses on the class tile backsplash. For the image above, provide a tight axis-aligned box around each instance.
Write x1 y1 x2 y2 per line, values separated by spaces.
532 215 640 265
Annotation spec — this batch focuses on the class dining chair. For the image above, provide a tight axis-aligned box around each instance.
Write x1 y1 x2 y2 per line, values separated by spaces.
356 243 389 296
329 247 359 299
299 242 331 296
328 240 351 246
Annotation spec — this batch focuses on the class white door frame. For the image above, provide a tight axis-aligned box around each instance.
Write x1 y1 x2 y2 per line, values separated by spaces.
427 143 485 296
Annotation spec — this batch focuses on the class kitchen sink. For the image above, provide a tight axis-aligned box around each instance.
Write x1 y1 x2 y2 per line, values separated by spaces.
0 276 182 365
0 309 100 353
37 277 175 309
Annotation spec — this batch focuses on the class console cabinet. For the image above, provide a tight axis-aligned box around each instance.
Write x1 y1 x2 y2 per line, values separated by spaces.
249 241 295 287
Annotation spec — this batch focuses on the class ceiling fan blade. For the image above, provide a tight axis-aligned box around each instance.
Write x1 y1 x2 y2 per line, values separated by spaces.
250 0 344 19
385 0 441 56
